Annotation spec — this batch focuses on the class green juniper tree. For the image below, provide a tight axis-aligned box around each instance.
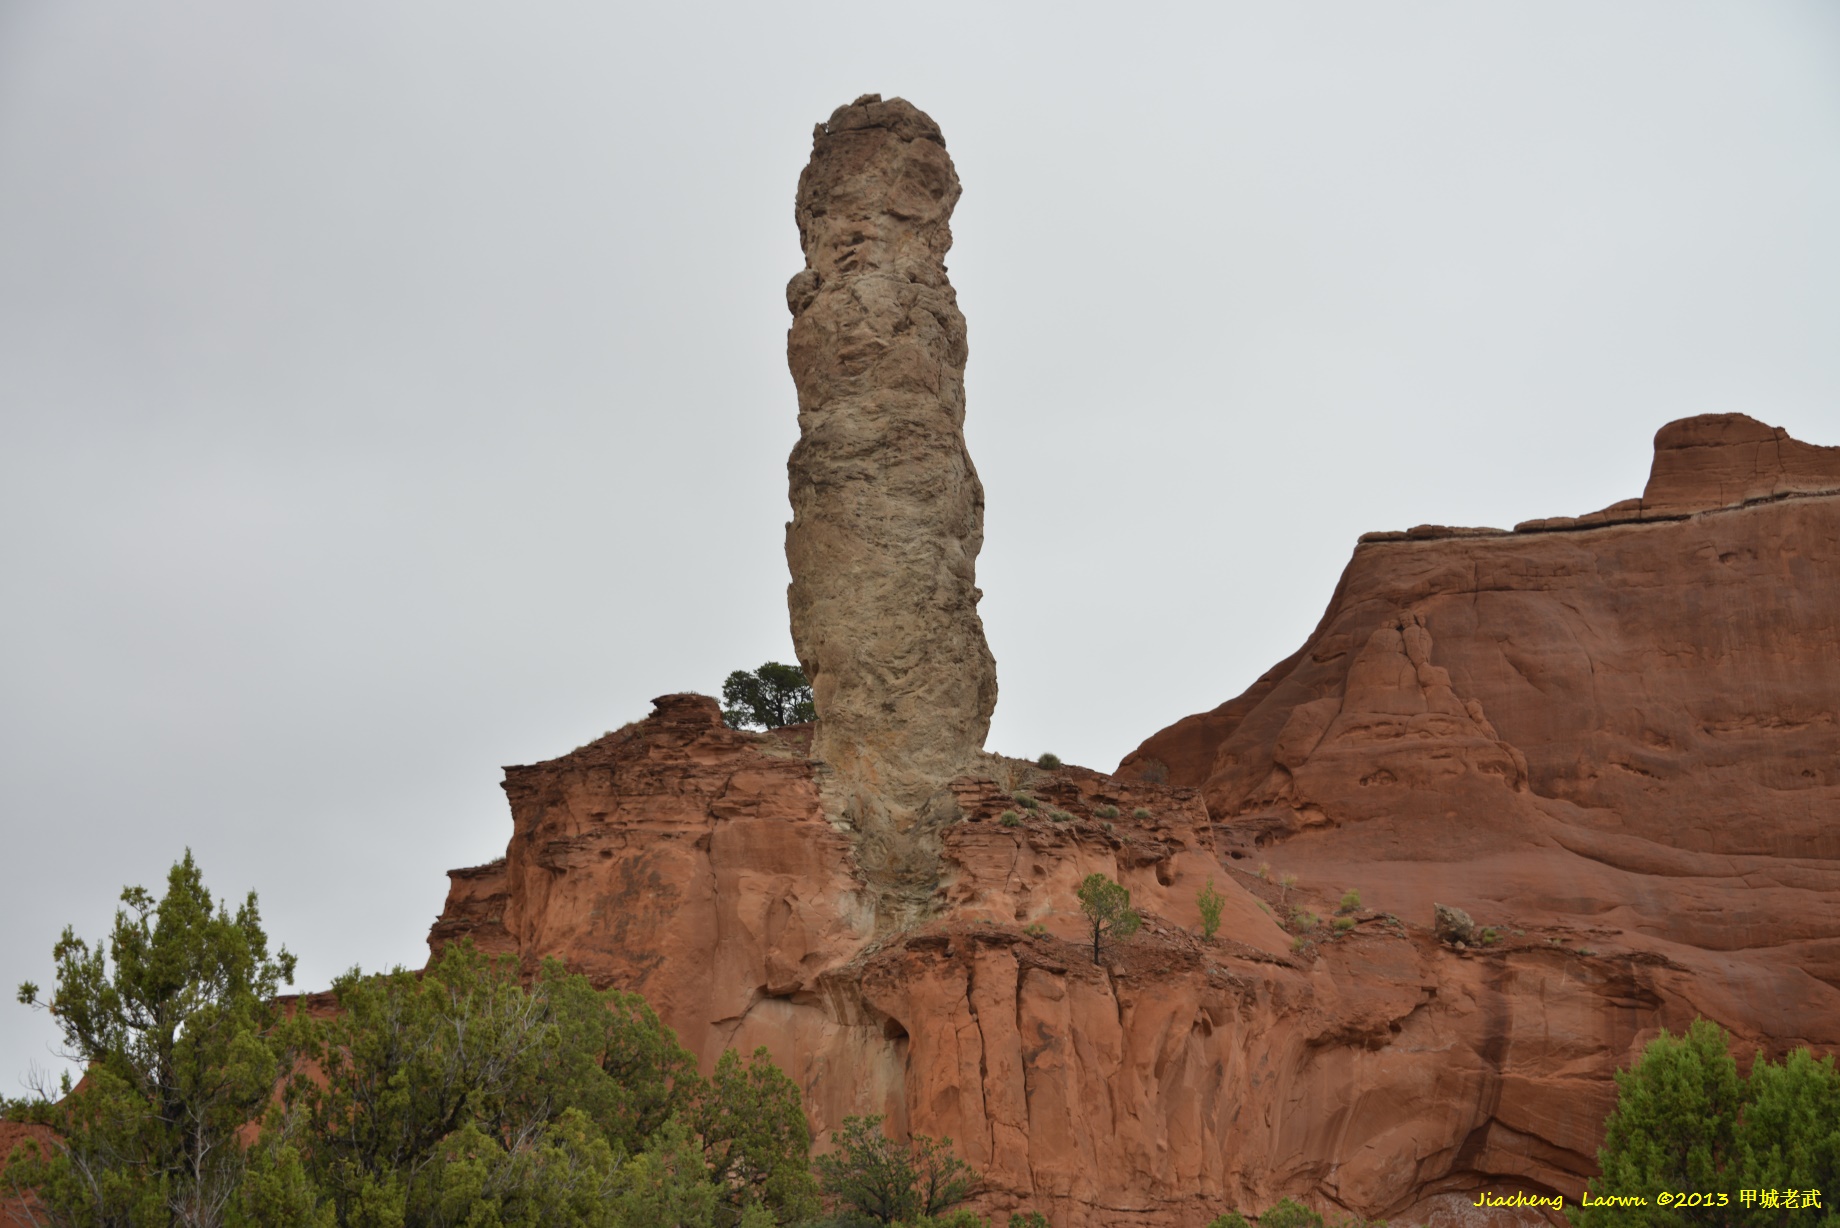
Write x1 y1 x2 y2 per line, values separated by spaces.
721 663 815 730
4 850 299 1228
813 1115 977 1225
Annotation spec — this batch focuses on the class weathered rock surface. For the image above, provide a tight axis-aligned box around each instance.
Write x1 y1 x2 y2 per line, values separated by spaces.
784 94 998 876
1117 413 1840 1215
426 98 1840 1228
432 687 1743 1226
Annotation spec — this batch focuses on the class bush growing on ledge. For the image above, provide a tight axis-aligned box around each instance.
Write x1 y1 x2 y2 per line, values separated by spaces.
1131 807 1151 819
1338 888 1362 913
999 812 1022 828
721 661 816 730
1076 873 1142 965
1197 878 1225 941
1035 752 1061 769
1012 792 1038 810
1094 804 1120 819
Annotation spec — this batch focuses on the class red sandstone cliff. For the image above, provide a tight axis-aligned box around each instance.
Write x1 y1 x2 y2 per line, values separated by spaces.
428 413 1839 1228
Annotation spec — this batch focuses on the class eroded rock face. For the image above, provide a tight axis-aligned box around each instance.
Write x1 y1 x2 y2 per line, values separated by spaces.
784 94 998 859
430 691 1707 1226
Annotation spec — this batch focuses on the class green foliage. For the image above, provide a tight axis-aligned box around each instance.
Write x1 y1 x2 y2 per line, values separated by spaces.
1478 927 1500 945
1736 1047 1840 1226
4 850 298 1226
1337 889 1361 913
1011 794 1038 810
999 812 1022 828
1075 874 1141 966
1206 1214 1250 1228
1197 878 1225 941
696 1046 820 1227
1010 1213 1051 1228
5 859 817 1228
1048 811 1073 823
722 662 816 730
1581 1018 1741 1228
1333 917 1356 933
1581 1017 1840 1228
1290 910 1320 931
1130 807 1151 820
1093 805 1119 820
1023 922 1047 938
1260 1197 1325 1228
1035 753 1061 769
814 1115 977 1224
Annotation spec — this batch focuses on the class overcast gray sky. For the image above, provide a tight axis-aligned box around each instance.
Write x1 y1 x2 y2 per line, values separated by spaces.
4 2 1837 1086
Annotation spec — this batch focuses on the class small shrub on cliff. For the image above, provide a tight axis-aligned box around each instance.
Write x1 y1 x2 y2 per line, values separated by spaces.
1094 804 1120 820
1012 792 1038 810
1075 873 1141 965
1035 752 1061 769
999 811 1022 828
815 1115 978 1224
1197 878 1225 941
1206 1214 1251 1228
1131 807 1151 820
1337 888 1361 913
1333 916 1356 933
722 661 816 730
1260 1197 1326 1228
1010 1212 1051 1228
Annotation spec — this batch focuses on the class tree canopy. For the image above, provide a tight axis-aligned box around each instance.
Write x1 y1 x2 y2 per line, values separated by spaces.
721 663 816 730
1075 874 1141 966
4 856 819 1228
1580 1017 1840 1228
812 1116 977 1226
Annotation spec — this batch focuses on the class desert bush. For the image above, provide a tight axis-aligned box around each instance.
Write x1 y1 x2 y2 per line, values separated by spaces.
1197 878 1225 940
1338 889 1361 913
1132 807 1151 820
1012 793 1038 810
1094 804 1120 819
1036 753 1062 769
1579 1017 1840 1228
999 811 1022 827
814 1115 977 1224
1261 1197 1326 1228
1075 873 1141 965
1333 916 1356 933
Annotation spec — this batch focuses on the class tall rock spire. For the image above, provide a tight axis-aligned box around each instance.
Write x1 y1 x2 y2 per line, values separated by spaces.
784 95 998 859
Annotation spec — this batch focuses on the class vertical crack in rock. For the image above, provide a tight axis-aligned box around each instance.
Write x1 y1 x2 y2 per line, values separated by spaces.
784 95 998 923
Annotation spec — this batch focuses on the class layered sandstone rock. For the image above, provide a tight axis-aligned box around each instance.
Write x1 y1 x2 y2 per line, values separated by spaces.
428 98 1838 1226
783 94 998 876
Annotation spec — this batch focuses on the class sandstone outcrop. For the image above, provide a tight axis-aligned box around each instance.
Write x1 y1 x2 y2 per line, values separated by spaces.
428 414 1839 1226
783 94 998 892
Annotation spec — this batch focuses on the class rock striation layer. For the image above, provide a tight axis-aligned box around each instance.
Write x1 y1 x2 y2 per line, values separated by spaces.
783 95 998 882
431 414 1840 1227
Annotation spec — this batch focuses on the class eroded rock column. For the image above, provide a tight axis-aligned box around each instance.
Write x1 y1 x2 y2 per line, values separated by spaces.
785 95 998 865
